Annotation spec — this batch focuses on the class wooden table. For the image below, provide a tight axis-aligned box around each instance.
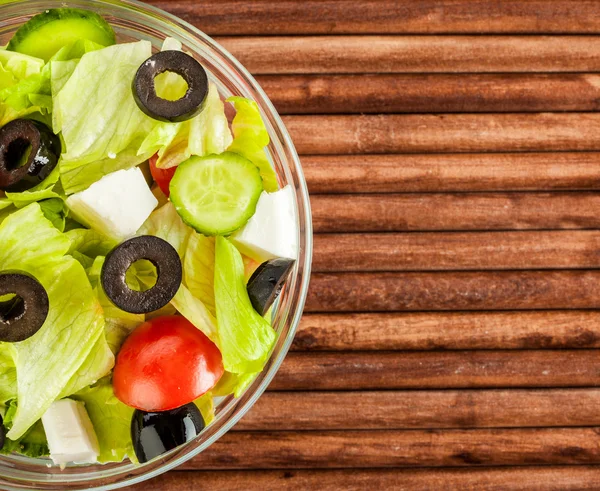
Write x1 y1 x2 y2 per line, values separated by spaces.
136 1 600 489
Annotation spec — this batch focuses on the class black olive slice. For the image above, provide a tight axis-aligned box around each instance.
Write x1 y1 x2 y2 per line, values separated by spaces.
132 51 209 123
0 271 49 343
131 403 205 463
247 258 295 316
0 119 61 192
101 236 182 314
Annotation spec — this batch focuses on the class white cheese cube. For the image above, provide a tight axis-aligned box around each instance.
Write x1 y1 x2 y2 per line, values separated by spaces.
231 185 298 262
66 167 158 240
41 399 100 465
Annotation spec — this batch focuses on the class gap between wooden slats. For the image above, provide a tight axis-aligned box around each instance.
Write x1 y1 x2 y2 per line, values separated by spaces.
129 467 600 491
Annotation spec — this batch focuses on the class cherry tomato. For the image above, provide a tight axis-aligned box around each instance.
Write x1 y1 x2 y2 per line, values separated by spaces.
114 316 224 411
149 154 177 197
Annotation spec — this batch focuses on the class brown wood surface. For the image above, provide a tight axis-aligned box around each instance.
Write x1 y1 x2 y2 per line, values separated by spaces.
133 467 600 491
143 1 600 489
302 154 600 194
294 312 600 350
260 74 600 114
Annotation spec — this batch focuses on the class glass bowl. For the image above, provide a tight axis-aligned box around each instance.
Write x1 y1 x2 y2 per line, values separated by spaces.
0 0 312 489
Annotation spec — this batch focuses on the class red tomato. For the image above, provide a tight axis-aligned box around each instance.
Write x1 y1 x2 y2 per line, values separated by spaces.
149 154 177 197
114 316 224 411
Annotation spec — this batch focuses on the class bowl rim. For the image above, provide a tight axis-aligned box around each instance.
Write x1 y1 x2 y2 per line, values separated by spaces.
0 0 313 489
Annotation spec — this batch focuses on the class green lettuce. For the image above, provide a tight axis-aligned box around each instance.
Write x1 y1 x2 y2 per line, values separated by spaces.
212 371 258 398
73 380 135 464
214 236 276 374
1 401 49 458
0 349 16 404
171 284 217 341
138 202 191 258
184 233 216 316
0 204 108 439
138 38 232 169
227 96 278 192
53 41 156 194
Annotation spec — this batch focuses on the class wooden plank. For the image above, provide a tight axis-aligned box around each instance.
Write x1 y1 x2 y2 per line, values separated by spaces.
302 153 600 194
311 193 600 233
218 36 600 74
306 271 600 312
294 312 600 351
130 467 600 491
260 74 600 114
184 428 600 469
237 389 600 431
313 231 600 272
285 114 600 155
270 351 600 390
149 1 600 35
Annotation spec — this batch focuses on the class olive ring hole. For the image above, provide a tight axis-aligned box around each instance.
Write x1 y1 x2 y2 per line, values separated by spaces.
5 138 32 171
154 71 190 102
125 259 159 292
0 293 25 324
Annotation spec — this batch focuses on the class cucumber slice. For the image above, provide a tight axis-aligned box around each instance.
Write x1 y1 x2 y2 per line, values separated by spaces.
170 152 264 236
7 8 116 62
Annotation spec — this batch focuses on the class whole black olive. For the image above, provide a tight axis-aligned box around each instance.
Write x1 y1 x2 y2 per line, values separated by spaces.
0 271 49 343
131 403 205 463
247 258 295 316
0 119 61 192
132 50 209 123
101 236 182 314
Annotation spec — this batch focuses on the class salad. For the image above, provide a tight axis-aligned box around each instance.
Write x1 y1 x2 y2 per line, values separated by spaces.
0 8 298 465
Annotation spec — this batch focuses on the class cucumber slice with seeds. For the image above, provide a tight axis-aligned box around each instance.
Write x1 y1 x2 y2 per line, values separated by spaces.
170 152 264 236
7 8 116 62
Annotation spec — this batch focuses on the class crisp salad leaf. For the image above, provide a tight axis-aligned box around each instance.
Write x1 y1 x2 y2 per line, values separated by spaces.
74 380 135 463
214 236 277 374
171 284 217 341
184 233 216 316
0 204 108 439
227 96 278 192
138 202 192 258
0 349 16 404
53 41 157 194
5 167 62 209
138 38 232 169
212 371 258 398
1 401 49 458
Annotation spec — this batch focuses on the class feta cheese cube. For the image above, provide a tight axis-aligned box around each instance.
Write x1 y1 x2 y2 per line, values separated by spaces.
41 399 100 465
66 167 158 240
231 185 298 262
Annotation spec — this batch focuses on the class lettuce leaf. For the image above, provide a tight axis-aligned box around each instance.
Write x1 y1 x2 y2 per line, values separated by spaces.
0 204 107 439
0 349 16 404
53 41 156 194
212 371 258 398
138 39 232 169
227 96 278 192
171 284 217 341
214 237 276 374
73 380 135 464
138 202 192 258
184 233 215 316
1 400 49 458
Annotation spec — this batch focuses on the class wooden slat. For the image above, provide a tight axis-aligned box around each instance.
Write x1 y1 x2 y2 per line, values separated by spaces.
237 389 600 431
307 271 600 312
131 467 600 491
302 154 600 194
260 74 600 114
150 1 600 35
219 36 600 74
313 231 600 272
184 428 600 469
294 312 600 351
285 114 600 155
312 193 600 233
271 351 600 390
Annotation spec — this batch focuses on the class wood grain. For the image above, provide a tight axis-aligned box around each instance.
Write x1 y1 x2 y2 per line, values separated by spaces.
313 231 600 272
307 271 600 312
238 389 600 431
312 193 600 233
271 351 600 390
294 311 600 351
302 154 600 194
148 1 600 35
219 36 600 74
184 428 600 469
131 467 600 491
285 114 600 155
260 74 600 114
